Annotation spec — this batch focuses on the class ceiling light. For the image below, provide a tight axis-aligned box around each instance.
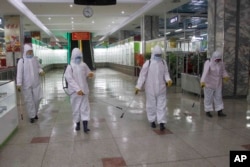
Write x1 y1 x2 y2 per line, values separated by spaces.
0 28 4 31
175 29 183 32
92 21 95 24
200 33 207 36
71 17 74 20
48 17 51 20
165 32 171 35
70 4 73 7
98 0 163 41
121 11 125 14
191 25 197 28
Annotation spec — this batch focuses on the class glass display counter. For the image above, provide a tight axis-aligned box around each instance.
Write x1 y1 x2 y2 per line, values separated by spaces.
0 80 18 146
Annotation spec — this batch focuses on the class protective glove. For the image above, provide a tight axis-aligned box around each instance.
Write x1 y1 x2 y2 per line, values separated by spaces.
39 71 45 76
16 85 21 92
77 90 84 96
167 80 172 87
200 82 205 88
88 72 94 78
223 77 229 82
135 88 140 95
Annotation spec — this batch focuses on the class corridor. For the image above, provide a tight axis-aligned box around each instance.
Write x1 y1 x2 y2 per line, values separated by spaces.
0 68 250 167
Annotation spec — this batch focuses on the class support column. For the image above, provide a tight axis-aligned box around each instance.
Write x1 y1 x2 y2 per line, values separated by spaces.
141 15 159 57
208 0 250 97
118 30 130 41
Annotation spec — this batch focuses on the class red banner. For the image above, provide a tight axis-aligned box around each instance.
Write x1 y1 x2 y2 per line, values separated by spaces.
72 32 90 40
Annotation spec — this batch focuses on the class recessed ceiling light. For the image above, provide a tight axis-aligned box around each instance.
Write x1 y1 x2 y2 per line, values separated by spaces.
92 21 95 24
48 17 51 20
70 4 73 7
112 21 115 24
71 17 74 20
121 11 125 14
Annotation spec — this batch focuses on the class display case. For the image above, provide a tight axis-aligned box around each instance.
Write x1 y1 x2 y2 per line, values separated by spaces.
0 80 18 146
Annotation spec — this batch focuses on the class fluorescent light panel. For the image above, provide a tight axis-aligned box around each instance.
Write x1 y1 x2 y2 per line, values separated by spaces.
200 33 207 36
175 29 183 32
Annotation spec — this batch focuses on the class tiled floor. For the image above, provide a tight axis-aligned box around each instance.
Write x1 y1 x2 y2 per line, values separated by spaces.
0 68 250 167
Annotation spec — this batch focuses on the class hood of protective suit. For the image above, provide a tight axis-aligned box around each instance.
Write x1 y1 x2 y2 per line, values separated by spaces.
211 50 222 62
70 48 83 65
23 44 33 58
151 45 163 60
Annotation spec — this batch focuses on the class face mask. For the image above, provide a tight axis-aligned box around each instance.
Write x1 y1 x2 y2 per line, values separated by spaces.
26 55 33 59
154 56 162 61
74 57 82 64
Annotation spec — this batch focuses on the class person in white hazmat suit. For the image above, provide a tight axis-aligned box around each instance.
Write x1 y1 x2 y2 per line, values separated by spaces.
200 50 229 117
135 45 172 131
16 44 45 123
65 48 94 133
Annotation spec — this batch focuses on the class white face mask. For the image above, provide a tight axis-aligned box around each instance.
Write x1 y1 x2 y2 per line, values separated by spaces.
26 54 33 59
74 57 82 64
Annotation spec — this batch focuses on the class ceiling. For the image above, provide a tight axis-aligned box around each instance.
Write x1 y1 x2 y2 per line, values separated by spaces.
0 0 207 46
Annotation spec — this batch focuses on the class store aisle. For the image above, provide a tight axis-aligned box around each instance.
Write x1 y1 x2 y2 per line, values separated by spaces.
0 68 250 167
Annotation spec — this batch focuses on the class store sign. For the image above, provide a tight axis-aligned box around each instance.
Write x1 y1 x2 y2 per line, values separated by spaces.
72 32 90 40
169 15 179 24
4 15 21 52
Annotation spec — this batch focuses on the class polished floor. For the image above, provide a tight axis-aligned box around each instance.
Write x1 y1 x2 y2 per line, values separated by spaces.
1 68 250 167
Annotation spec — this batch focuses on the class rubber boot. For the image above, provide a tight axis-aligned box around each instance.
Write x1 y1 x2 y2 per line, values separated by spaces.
218 110 226 117
206 112 213 118
160 123 166 131
151 122 156 128
75 122 80 131
83 121 90 133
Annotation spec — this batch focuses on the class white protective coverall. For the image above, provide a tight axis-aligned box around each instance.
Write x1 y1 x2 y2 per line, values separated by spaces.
136 45 171 124
65 48 92 123
16 44 43 118
200 51 229 112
